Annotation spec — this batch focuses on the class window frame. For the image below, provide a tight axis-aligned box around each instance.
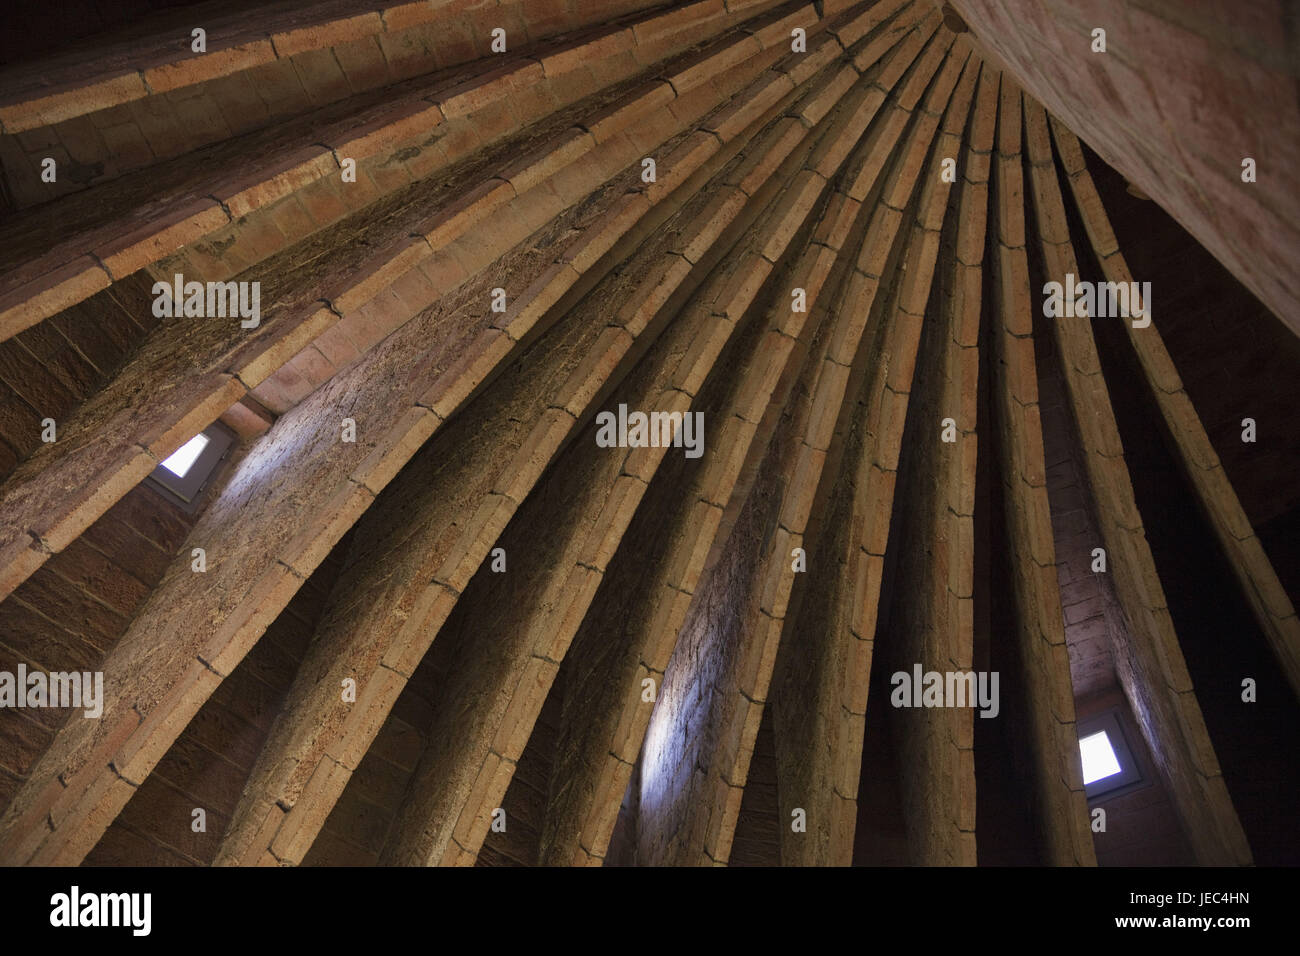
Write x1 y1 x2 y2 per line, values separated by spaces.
1077 707 1145 799
145 421 237 512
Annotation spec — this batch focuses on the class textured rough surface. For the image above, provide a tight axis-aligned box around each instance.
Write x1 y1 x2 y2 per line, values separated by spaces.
946 0 1300 335
2 0 1297 870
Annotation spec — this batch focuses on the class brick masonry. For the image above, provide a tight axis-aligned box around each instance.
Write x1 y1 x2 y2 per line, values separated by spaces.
0 0 1295 869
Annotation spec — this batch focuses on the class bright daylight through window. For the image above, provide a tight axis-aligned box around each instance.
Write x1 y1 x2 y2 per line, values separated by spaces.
160 433 210 478
1079 730 1122 785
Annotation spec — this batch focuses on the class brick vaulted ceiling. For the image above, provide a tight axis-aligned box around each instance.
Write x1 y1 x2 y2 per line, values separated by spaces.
0 0 1295 868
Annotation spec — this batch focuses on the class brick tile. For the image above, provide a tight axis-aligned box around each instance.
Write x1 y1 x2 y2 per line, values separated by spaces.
94 199 229 280
489 262 579 341
290 48 355 107
95 121 155 169
542 27 635 77
203 69 273 133
144 40 277 94
230 308 336 389
294 176 352 229
219 395 274 439
0 72 148 133
0 257 111 343
114 660 225 784
551 325 633 418
502 128 594 195
273 12 384 58
632 0 727 51
331 35 393 92
562 192 651 274
283 345 338 393
748 4 819 50
419 329 513 420
324 666 408 772
493 406 572 503
785 33 842 87
439 60 545 119
351 405 440 496
380 0 442 32
328 99 444 162
243 59 314 119
420 178 514 249
434 492 515 593
165 88 235 148
647 131 719 204
375 25 434 80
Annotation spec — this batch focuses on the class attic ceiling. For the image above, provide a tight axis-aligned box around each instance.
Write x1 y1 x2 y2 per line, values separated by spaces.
0 0 1296 868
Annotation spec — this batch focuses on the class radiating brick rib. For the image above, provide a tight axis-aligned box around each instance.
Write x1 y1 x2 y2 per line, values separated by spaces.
577 27 967 867
529 12 954 866
0 316 257 607
777 44 973 869
1046 119 1300 699
534 21 895 869
212 24 871 866
4 6 862 866
248 6 855 408
717 39 973 867
251 62 769 409
1015 107 1252 865
0 1 787 345
849 221 980 864
382 176 814 867
0 0 1286 876
0 258 114 344
252 1 868 408
989 89 1095 866
827 0 911 48
927 64 989 825
75 532 348 867
0 11 821 608
222 160 750 864
0 129 700 866
0 0 690 135
624 29 966 868
0 0 367 132
0 0 821 790
0 280 351 603
471 665 567 867
552 200 866 865
698 2 935 563
371 46 906 868
536 64 910 866
3 192 626 864
763 54 983 868
539 270 833 865
207 25 810 359
0 3 786 306
633 243 855 866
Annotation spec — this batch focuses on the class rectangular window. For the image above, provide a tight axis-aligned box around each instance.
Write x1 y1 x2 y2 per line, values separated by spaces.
1077 708 1144 798
145 422 236 511
1079 729 1122 784
160 433 211 478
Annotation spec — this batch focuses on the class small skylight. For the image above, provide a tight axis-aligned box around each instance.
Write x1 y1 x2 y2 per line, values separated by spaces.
1079 729 1122 785
146 423 236 512
1077 708 1144 798
160 433 211 478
